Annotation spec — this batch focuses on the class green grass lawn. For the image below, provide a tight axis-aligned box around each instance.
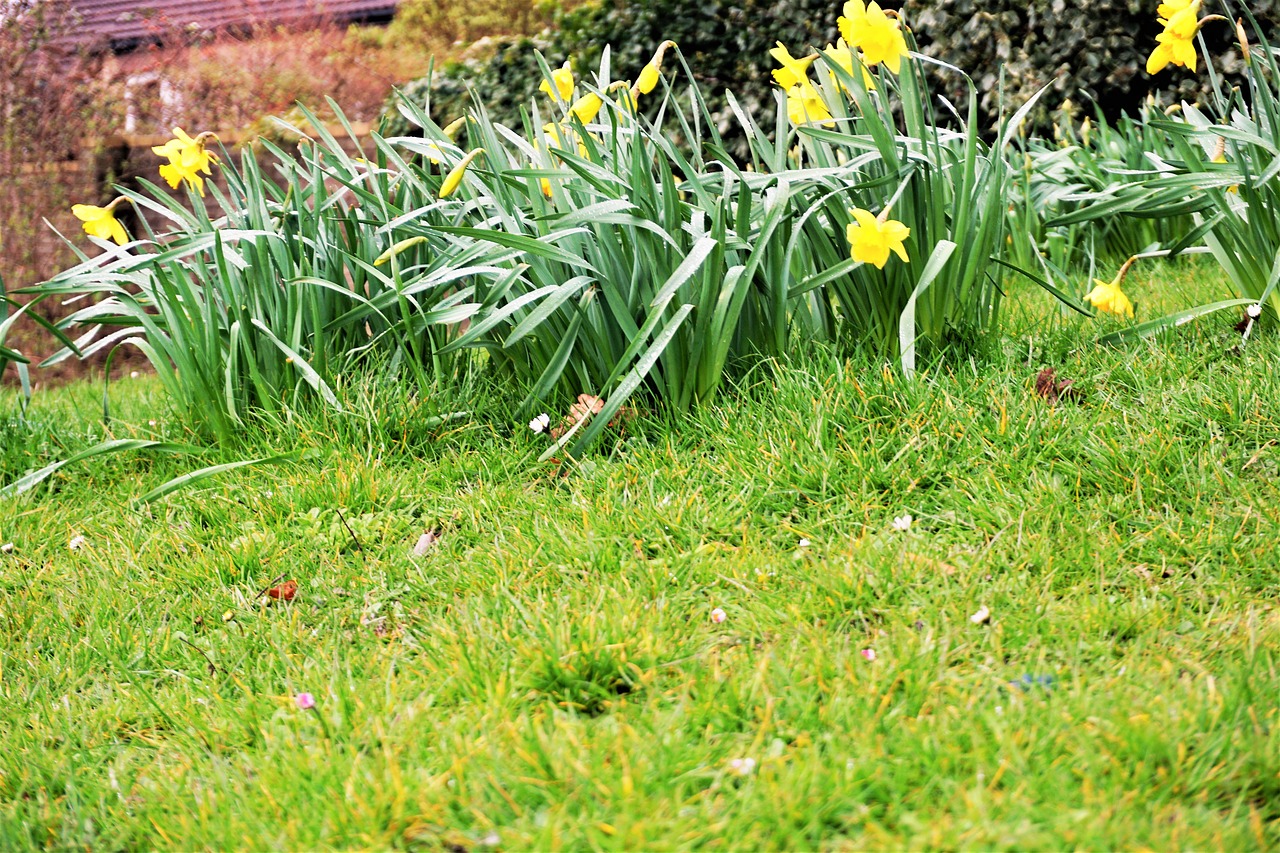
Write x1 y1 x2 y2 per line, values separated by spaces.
1 264 1278 850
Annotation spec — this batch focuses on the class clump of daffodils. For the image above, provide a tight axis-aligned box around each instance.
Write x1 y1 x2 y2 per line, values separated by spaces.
769 1 908 127
838 0 910 74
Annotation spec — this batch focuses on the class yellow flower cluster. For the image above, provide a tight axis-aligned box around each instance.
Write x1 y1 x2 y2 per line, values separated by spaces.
1147 0 1203 74
152 128 219 197
770 0 909 127
532 43 674 198
838 0 909 74
73 127 220 245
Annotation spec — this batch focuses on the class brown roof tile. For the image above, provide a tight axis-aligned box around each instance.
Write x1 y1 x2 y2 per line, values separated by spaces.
70 0 399 50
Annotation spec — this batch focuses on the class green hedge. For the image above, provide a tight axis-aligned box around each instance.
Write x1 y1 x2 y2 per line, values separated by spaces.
382 0 1280 145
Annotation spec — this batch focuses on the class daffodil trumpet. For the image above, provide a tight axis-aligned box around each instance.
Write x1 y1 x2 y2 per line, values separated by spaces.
71 196 131 246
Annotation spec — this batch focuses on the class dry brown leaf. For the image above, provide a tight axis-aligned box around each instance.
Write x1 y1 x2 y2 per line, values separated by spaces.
266 580 298 602
1034 367 1082 404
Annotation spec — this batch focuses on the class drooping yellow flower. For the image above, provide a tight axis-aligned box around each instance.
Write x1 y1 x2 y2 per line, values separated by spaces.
822 39 876 93
540 61 574 102
570 92 604 124
442 116 468 139
631 40 676 100
1084 278 1135 318
770 42 818 89
838 0 909 74
540 177 554 198
1148 0 1202 74
1147 29 1199 73
152 128 217 196
636 62 661 94
786 83 835 127
439 148 484 199
71 202 129 246
846 207 910 268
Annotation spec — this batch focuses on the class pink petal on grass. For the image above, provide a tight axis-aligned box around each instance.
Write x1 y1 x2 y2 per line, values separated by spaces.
295 692 316 710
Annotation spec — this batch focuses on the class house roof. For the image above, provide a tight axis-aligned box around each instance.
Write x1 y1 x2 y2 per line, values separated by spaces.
70 0 400 51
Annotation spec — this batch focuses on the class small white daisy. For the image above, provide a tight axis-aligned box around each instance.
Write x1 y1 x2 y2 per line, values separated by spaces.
727 757 756 776
969 605 991 625
68 535 87 551
710 607 727 624
892 514 913 531
529 413 551 433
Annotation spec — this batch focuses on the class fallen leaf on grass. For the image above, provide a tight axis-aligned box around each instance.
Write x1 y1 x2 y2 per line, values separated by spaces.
904 553 957 576
266 580 298 602
549 393 635 440
1034 368 1082 405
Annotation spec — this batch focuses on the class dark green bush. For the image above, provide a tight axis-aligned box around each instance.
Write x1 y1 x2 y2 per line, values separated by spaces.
382 0 1280 144
383 0 843 153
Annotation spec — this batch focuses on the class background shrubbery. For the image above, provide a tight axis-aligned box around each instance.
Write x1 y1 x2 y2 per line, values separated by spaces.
386 0 1280 145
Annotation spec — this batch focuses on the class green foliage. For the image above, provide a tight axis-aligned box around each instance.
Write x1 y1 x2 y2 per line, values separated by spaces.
384 0 844 157
1006 100 1197 291
392 35 555 137
2 297 1279 847
1054 4 1280 327
911 0 1280 131
23 107 492 443
388 0 559 44
385 0 1280 149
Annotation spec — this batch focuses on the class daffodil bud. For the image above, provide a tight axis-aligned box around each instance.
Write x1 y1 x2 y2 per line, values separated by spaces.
439 148 484 199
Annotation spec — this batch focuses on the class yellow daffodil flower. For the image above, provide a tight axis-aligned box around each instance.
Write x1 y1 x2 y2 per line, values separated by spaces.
442 116 468 139
636 62 661 94
838 0 909 74
786 83 835 126
1147 29 1199 73
540 62 574 102
570 92 604 124
540 177 554 198
1160 0 1202 37
847 207 910 268
439 148 484 199
1156 0 1194 18
1084 278 1135 318
631 40 676 100
151 128 218 196
1148 0 1202 73
71 201 129 246
770 42 818 89
822 39 876 93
